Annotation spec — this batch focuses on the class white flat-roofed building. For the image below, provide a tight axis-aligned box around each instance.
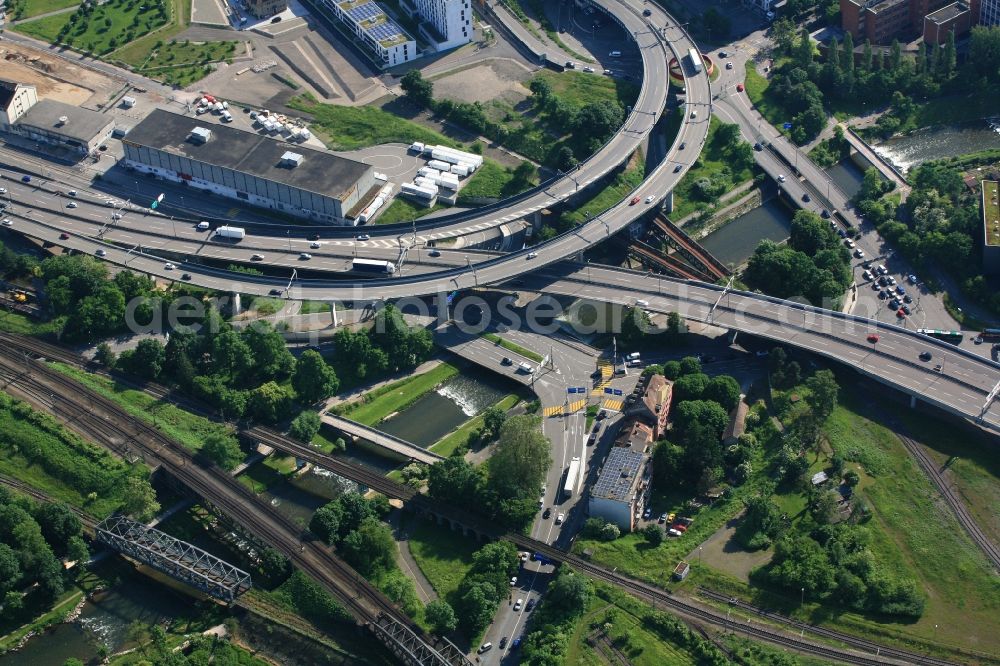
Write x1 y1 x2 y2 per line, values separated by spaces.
588 447 648 532
328 0 418 66
408 0 472 50
0 79 38 132
12 99 114 157
122 109 378 224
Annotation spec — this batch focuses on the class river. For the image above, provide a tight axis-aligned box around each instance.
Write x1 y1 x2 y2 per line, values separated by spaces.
377 372 511 448
699 198 794 267
873 119 1000 173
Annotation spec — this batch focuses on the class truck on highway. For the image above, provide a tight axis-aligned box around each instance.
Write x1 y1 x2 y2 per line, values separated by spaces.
686 48 702 74
214 226 245 241
351 258 396 274
563 456 581 499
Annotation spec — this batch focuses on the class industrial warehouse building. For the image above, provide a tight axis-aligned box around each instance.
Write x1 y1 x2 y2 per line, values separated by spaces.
122 109 378 224
1 81 114 158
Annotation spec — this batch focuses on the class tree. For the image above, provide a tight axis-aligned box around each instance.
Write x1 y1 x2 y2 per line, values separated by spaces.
805 369 839 422
844 470 860 487
641 523 664 546
482 405 507 439
673 400 729 441
666 311 684 339
121 475 160 521
258 547 292 587
487 415 551 503
34 503 81 556
400 69 433 107
765 535 836 599
0 544 21 594
94 342 116 368
310 501 344 544
427 456 483 507
678 356 701 375
673 372 709 402
600 522 621 540
454 580 497 636
289 410 321 442
248 381 294 423
122 338 166 379
555 145 578 171
425 599 458 634
66 535 89 567
796 27 813 69
703 375 741 412
546 569 591 618
812 489 841 524
293 350 339 403
702 7 731 40
199 433 244 470
715 121 741 148
243 322 296 380
340 517 395 576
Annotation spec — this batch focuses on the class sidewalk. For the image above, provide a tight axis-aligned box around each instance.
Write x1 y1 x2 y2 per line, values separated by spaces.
321 357 445 411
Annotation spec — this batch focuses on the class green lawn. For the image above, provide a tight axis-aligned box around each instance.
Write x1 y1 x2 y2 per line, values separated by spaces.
404 515 477 603
11 0 79 20
237 453 299 493
123 38 239 87
250 296 284 316
743 63 786 134
290 94 463 151
0 311 64 337
334 362 459 426
915 88 1000 128
50 361 235 453
428 394 519 457
532 70 639 111
556 150 645 227
15 0 169 55
375 198 446 225
298 300 330 315
670 115 755 220
480 332 543 362
457 161 535 203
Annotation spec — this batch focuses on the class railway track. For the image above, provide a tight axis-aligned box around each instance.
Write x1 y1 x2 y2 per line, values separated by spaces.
0 348 458 664
0 473 97 531
894 429 1000 571
0 332 973 665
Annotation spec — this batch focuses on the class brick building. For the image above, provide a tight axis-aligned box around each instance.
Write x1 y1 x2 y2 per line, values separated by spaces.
840 0 984 42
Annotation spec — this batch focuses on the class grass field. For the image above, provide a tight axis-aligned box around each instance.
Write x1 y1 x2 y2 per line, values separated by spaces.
298 300 332 315
670 116 755 220
428 394 519 457
556 150 645 227
237 453 299 493
334 362 459 426
9 0 79 21
404 515 477 603
50 362 234 453
124 39 239 87
457 161 534 203
480 332 543 362
532 70 639 111
743 63 785 134
290 94 462 151
0 311 64 337
375 199 445 225
16 0 169 55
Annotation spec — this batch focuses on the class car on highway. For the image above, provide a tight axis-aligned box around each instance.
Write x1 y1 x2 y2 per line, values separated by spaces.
844 239 855 249
112 213 123 220
428 249 441 257
95 249 106 257
499 637 508 650
645 195 654 204
310 242 321 249
309 233 321 240
164 262 176 270
674 164 682 173
299 253 312 260
821 209 831 218
582 66 595 73
643 7 651 15
21 176 30 183
251 254 264 261
777 174 786 182
59 232 70 239
501 356 512 365
679 142 686 149
512 637 522 649
630 196 641 205
270 288 283 296
355 234 370 241
866 334 880 343
1 220 11 227
726 61 733 69
934 364 943 372
477 642 492 654
68 190 77 197
919 351 933 361
753 143 763 151
0 188 6 194
67 201 78 208
719 50 728 57
555 513 564 524
565 61 576 69
514 598 523 611
542 507 551 519
596 410 607 421
736 83 745 92
837 229 847 238
526 598 536 611
526 252 538 259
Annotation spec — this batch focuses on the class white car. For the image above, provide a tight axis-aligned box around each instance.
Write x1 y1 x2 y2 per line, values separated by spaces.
299 252 312 260
310 241 321 249
513 598 523 611
0 188 6 194
67 201 78 208
164 262 176 270
520 551 529 562
776 174 786 182
854 249 865 259
1 219 12 227
644 195 654 204
510 576 518 586
527 252 538 259
726 61 733 69
95 248 107 257
112 213 123 220
555 513 564 524
844 239 855 249
582 66 595 73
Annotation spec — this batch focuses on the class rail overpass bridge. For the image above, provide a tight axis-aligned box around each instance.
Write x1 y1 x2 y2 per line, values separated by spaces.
321 414 442 465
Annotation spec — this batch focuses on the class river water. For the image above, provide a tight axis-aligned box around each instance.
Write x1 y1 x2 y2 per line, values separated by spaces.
0 570 194 666
873 120 1000 173
699 197 794 266
377 373 510 448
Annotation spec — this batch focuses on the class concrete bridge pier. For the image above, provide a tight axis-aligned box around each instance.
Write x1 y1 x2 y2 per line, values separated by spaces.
329 302 338 327
232 293 241 315
910 395 917 408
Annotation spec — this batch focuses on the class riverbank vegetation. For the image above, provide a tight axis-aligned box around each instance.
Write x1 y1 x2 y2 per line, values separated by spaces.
670 117 756 221
332 362 457 426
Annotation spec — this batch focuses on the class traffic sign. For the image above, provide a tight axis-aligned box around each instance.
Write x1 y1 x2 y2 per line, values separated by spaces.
604 387 613 394
576 387 586 393
568 387 578 394
782 122 793 129
613 389 623 396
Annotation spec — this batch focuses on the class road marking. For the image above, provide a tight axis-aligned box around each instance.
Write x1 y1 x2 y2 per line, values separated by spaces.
225 207 240 218
543 405 564 417
601 398 624 412
567 399 586 413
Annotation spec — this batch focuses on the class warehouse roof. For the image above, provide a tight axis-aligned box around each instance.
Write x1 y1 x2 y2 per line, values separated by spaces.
926 1 968 24
124 109 371 199
15 99 113 143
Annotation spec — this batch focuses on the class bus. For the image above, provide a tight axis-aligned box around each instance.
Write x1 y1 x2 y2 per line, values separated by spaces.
351 258 396 274
686 48 702 74
917 328 964 344
981 328 1000 341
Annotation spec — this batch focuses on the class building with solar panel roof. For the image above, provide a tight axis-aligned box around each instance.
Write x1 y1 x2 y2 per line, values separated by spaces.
327 0 418 66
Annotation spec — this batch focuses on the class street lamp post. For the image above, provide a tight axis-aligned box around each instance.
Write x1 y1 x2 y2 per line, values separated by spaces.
286 230 291 252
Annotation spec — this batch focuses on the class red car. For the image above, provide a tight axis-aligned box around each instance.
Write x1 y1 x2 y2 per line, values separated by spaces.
629 196 641 205
866 334 879 343
736 83 745 92
896 309 906 318
671 523 688 532
59 232 70 240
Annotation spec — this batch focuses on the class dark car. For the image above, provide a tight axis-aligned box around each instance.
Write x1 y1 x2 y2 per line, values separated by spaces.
902 304 911 315
820 209 831 218
642 8 651 15
919 351 932 361
802 193 811 202
673 164 682 173
21 175 31 183
271 15 282 22
501 356 512 365
903 294 912 303
59 232 70 239
499 637 508 650
753 142 763 151
270 288 283 296
309 233 321 240
596 410 607 421
526 599 536 611
542 507 552 519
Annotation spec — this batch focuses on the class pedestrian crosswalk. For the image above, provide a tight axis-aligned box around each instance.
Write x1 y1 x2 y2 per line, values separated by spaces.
544 399 587 418
601 398 624 412
543 405 564 417
591 360 614 396
567 399 586 413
